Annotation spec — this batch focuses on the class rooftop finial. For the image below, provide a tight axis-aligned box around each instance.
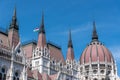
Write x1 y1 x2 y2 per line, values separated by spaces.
92 21 98 41
13 6 16 17
68 29 73 48
39 11 45 33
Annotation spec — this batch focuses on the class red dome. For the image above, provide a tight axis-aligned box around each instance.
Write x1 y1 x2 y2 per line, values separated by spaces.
80 41 114 64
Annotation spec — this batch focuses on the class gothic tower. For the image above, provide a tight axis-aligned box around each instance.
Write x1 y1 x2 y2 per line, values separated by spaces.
32 13 50 74
8 7 20 48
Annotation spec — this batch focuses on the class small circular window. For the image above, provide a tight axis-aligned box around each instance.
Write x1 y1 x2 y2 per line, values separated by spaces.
107 71 111 75
93 70 97 74
101 70 104 74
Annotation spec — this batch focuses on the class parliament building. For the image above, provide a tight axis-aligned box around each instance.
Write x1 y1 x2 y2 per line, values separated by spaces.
0 8 119 80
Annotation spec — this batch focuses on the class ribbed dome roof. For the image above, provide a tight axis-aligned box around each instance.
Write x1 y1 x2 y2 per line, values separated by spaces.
80 22 114 64
80 41 114 64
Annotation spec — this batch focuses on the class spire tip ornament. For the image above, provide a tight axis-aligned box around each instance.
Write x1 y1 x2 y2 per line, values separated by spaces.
92 21 98 41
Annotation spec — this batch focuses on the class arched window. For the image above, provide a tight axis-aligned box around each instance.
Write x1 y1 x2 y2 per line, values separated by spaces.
1 67 6 80
0 39 3 43
17 78 19 80
94 78 98 80
108 77 110 80
60 63 62 67
102 78 105 80
14 71 19 80
2 68 5 73
0 73 2 80
13 77 16 80
85 76 88 79
101 70 104 74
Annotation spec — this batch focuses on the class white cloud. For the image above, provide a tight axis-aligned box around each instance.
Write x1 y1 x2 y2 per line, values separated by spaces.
109 46 120 76
109 46 120 61
58 22 92 35
72 23 91 34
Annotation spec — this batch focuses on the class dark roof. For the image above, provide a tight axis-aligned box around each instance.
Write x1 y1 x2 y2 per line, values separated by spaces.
47 41 61 50
0 27 8 36
22 39 61 50
22 40 37 46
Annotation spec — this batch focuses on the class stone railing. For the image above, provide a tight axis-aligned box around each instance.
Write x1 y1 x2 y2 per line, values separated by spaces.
0 44 11 59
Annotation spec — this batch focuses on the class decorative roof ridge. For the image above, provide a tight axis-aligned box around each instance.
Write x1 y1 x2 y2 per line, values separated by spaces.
0 27 8 36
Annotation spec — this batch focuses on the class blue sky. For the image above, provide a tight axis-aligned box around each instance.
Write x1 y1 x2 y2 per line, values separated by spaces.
0 0 120 76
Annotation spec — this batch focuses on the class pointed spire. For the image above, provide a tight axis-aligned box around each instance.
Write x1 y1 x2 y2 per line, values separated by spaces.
66 30 74 61
37 12 46 47
9 7 19 30
68 30 73 48
13 6 16 18
92 21 98 41
39 12 45 34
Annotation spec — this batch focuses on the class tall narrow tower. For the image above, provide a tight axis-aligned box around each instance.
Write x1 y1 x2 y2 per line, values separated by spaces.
32 13 50 74
8 7 19 48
